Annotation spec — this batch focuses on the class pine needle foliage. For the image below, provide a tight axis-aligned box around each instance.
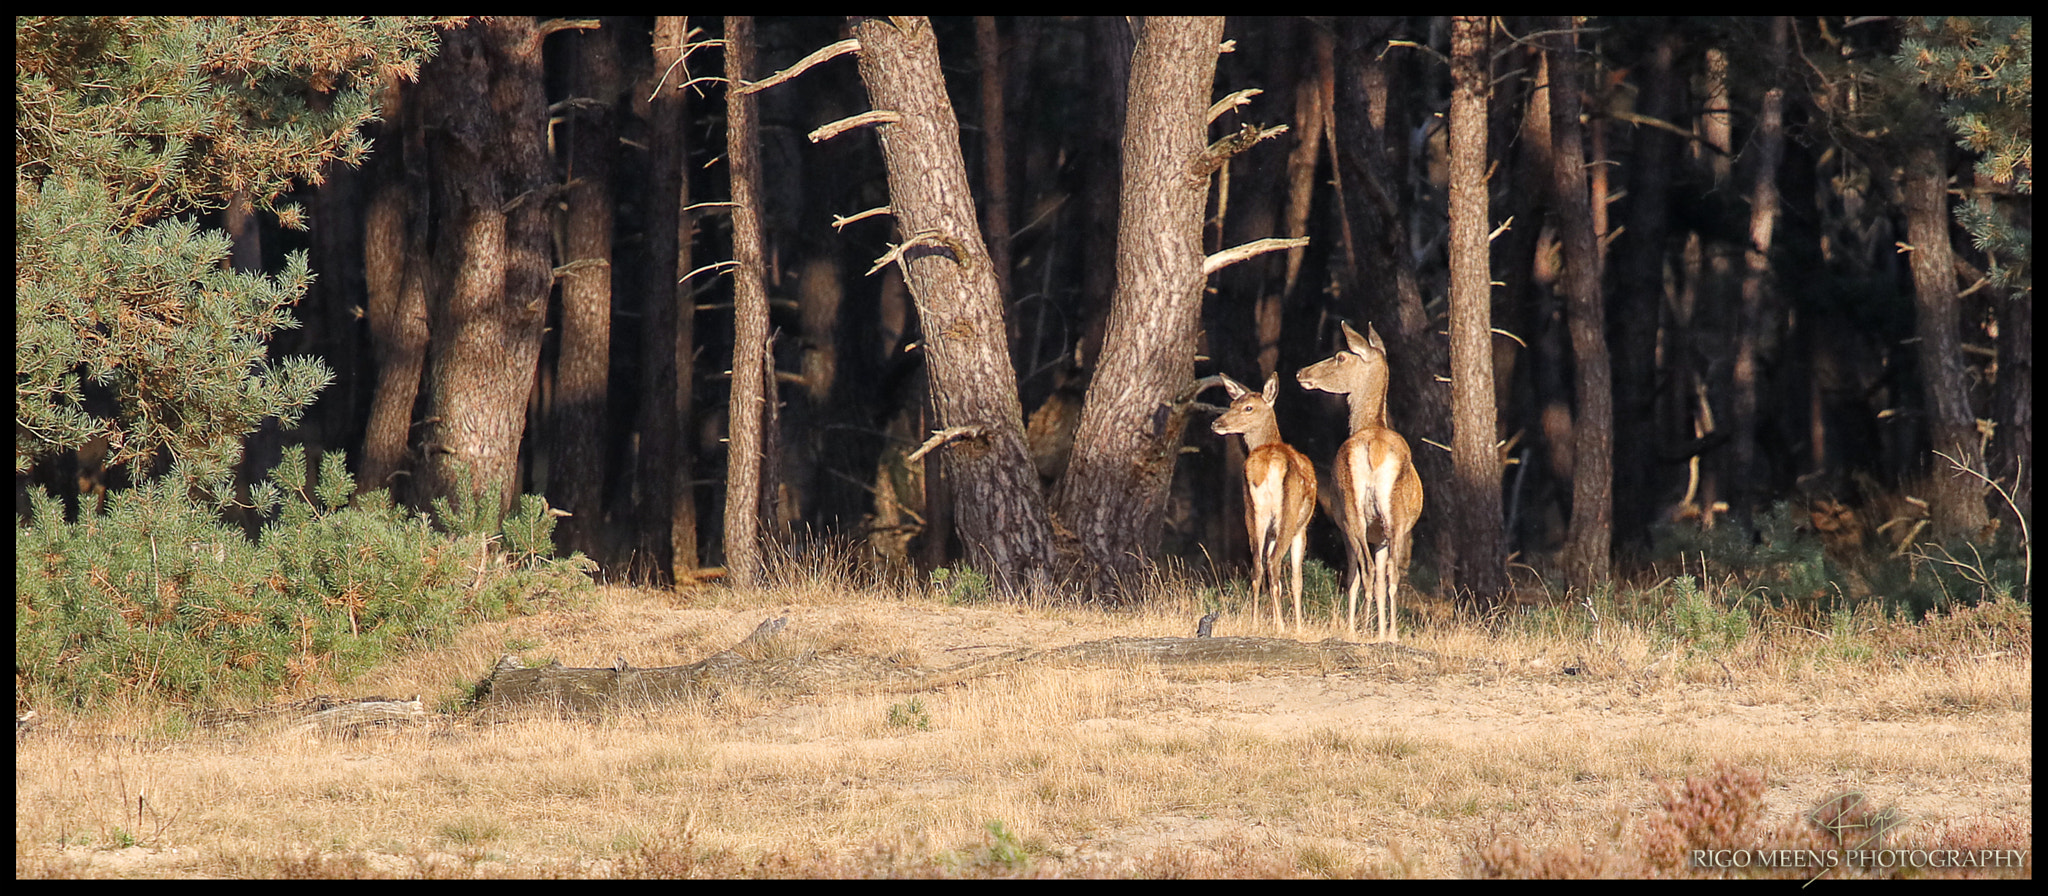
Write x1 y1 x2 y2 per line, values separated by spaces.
15 15 456 484
16 446 596 709
1896 16 2032 294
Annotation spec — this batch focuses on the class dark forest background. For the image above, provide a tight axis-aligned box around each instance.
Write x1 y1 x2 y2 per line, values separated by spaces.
19 16 2032 609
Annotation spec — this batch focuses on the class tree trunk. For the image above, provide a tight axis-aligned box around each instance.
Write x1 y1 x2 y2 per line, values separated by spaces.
1904 138 1990 539
849 15 1057 592
417 18 553 516
359 76 430 500
1729 17 1788 531
975 16 1014 308
1446 16 1505 601
1331 17 1453 574
1612 28 1681 547
1990 284 2030 531
1546 17 1614 587
723 15 770 588
1052 15 1226 595
551 22 618 559
635 15 699 582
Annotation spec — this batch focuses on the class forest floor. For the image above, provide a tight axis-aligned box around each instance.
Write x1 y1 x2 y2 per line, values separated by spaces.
15 579 2033 878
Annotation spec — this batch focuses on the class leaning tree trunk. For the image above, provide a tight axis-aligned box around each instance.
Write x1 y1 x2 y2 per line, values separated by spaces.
1545 17 1614 588
416 18 553 516
847 15 1057 592
550 22 618 559
1445 15 1506 601
723 15 771 588
1051 15 1227 596
1904 137 1990 539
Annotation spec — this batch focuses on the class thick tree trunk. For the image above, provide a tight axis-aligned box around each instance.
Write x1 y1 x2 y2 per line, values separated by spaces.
635 15 699 582
1446 16 1505 601
1052 15 1226 595
849 16 1057 592
417 18 553 516
723 15 771 588
550 23 618 559
359 77 430 500
1904 139 1990 539
1546 18 1614 587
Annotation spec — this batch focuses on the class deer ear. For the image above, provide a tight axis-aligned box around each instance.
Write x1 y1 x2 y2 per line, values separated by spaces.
1218 373 1248 399
1261 372 1280 404
1365 322 1386 352
1341 321 1370 354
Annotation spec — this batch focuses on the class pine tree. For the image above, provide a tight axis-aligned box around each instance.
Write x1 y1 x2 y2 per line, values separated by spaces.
15 16 453 499
1896 16 2032 295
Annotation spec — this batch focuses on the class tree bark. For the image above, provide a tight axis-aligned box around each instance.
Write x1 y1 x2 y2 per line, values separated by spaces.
1331 18 1453 572
1729 17 1788 531
975 16 1014 308
1446 16 1506 601
1611 28 1681 547
635 15 699 582
1546 17 1614 587
1904 138 1990 539
550 22 618 559
849 15 1057 592
1052 15 1226 596
359 76 430 500
417 18 553 516
723 15 770 588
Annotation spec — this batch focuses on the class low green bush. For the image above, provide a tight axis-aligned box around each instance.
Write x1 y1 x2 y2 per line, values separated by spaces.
16 446 595 709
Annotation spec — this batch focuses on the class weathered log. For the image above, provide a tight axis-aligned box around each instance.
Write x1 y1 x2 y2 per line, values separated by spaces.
195 694 427 737
474 617 1474 715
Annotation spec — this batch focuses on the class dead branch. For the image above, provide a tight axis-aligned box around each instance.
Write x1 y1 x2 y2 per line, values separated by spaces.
1203 237 1310 276
809 110 902 144
735 38 860 95
1207 87 1263 123
1197 123 1289 177
832 206 894 231
865 229 965 276
907 424 988 463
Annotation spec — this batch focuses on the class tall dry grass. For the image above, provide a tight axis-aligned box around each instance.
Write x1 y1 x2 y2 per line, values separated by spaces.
15 547 2032 878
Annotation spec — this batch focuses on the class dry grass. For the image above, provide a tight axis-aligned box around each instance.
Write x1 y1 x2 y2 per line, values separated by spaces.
15 560 2032 878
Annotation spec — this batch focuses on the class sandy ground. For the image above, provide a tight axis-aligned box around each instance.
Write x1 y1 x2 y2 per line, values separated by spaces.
18 592 2033 877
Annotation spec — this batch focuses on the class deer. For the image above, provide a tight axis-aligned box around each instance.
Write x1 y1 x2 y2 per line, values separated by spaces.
1209 372 1318 634
1295 322 1423 641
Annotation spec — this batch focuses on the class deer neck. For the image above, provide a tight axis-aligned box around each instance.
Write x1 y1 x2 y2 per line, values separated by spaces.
1235 417 1285 452
1346 388 1389 434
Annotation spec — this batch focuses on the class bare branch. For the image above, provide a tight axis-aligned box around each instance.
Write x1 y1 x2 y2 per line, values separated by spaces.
808 110 902 144
679 259 737 285
1203 237 1310 275
735 38 860 95
1206 87 1262 123
537 18 601 40
831 206 893 230
906 425 988 463
1197 123 1288 175
865 229 963 277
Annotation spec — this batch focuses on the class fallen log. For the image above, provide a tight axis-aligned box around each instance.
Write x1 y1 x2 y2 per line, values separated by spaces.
474 617 1473 715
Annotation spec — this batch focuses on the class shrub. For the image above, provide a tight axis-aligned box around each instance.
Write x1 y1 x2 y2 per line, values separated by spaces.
16 446 594 709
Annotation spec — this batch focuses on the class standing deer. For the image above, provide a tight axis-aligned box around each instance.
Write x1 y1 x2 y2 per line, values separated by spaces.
1210 373 1317 633
1296 322 1423 641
